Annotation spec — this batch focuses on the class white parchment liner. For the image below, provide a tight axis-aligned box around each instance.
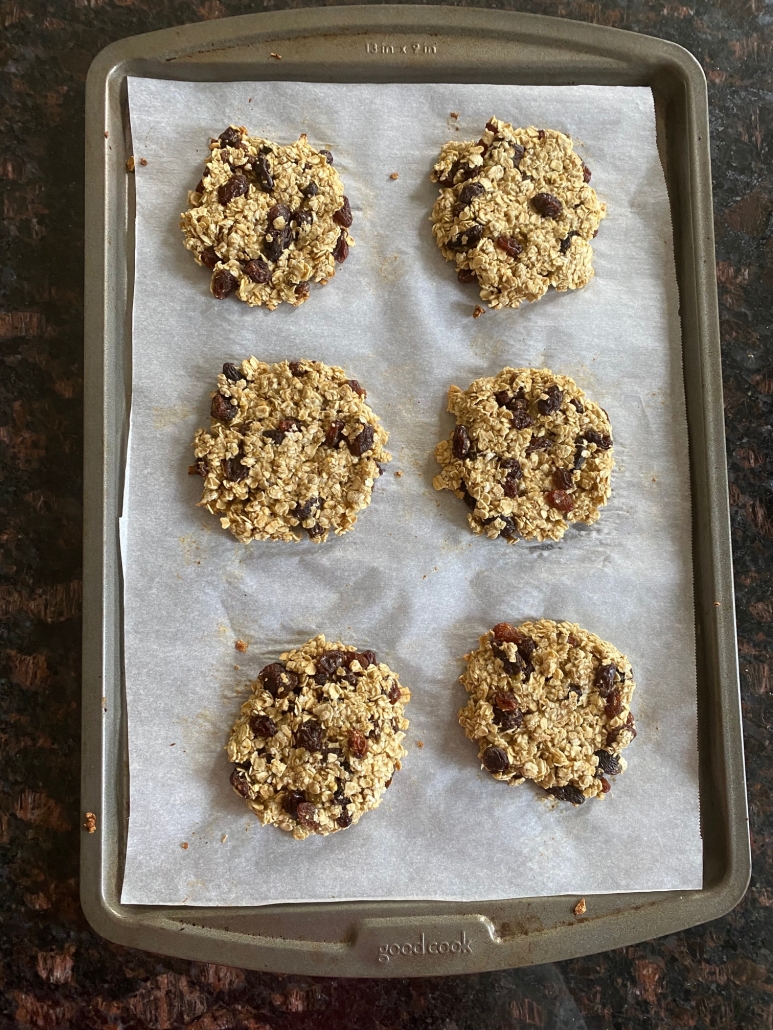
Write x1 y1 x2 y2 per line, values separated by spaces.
120 80 701 905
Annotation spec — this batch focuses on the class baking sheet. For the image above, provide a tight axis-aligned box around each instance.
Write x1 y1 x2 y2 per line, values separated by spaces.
120 79 701 905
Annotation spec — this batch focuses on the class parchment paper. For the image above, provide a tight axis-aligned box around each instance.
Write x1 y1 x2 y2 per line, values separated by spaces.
121 80 702 905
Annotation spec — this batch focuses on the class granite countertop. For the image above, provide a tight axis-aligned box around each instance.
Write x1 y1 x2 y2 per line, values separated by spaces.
1 1 770 1027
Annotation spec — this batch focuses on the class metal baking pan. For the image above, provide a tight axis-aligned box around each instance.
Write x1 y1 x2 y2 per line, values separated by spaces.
82 5 749 976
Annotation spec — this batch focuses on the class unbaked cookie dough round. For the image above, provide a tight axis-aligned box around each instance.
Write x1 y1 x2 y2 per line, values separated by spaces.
430 119 606 309
433 367 614 543
227 635 410 838
459 620 636 803
190 358 390 543
181 125 354 308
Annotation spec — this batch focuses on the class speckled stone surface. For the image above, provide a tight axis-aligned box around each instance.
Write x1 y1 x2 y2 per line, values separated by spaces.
1 1 771 1027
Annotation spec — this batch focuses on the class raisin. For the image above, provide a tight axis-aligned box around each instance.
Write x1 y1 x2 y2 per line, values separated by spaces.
531 192 563 218
211 392 238 422
301 181 319 197
262 429 286 444
492 623 523 643
258 662 299 699
223 454 248 481
254 153 274 192
289 362 309 377
526 435 551 454
498 518 517 540
573 441 587 470
547 784 585 805
492 691 520 712
282 790 305 817
570 397 584 414
319 149 334 165
553 469 574 491
317 650 348 678
295 496 320 521
221 363 240 383
218 174 250 206
297 720 325 752
352 650 376 669
605 688 624 720
517 636 537 660
384 776 393 788
195 179 206 194
594 664 617 697
511 410 534 430
582 163 592 183
249 714 277 738
344 379 366 398
219 126 241 147
211 269 238 300
493 708 523 731
503 479 518 498
583 430 613 450
189 457 208 477
495 235 523 258
306 524 325 540
348 731 369 759
243 258 271 284
502 458 523 479
293 208 313 231
567 683 583 699
276 418 301 433
537 385 563 415
599 775 611 794
560 231 579 254
546 489 574 512
606 714 634 746
462 489 477 510
347 423 374 457
337 810 353 828
230 767 251 798
437 160 464 187
457 268 477 283
334 196 353 227
263 224 292 262
482 745 509 774
201 246 219 269
387 682 401 704
449 224 484 250
459 182 485 206
595 749 621 776
267 202 291 225
324 420 345 448
537 129 546 140
296 802 318 829
453 425 471 459
333 232 349 263
511 143 525 168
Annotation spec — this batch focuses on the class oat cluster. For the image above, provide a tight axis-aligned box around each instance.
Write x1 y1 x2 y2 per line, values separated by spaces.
433 367 614 543
181 125 354 308
227 635 410 838
191 358 390 544
459 620 636 803
430 119 606 309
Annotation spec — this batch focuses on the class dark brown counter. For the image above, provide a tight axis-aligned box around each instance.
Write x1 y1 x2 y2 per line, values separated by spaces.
1 1 771 1026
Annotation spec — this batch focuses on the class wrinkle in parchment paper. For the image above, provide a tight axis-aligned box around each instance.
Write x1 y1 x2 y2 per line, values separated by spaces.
121 80 701 905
